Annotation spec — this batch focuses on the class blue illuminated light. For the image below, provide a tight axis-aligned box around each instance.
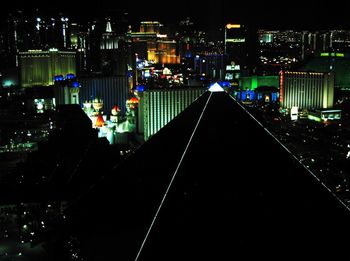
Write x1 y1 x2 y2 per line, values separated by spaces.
66 73 75 79
185 51 192 58
220 81 231 87
54 75 64 81
247 90 254 101
136 85 145 92
272 92 277 102
72 81 80 88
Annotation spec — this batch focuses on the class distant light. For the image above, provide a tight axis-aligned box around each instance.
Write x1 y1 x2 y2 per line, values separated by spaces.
226 24 241 29
136 85 145 92
36 17 41 22
220 81 231 87
54 75 64 81
2 80 14 87
66 73 75 79
49 48 58 52
72 81 80 88
209 83 225 92
226 38 245 43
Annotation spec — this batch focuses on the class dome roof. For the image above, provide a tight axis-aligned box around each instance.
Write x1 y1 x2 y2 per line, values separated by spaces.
128 97 139 104
112 105 120 111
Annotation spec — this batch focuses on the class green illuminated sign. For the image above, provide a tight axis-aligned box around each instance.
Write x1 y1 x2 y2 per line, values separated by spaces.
226 38 246 43
308 115 321 122
320 52 344 57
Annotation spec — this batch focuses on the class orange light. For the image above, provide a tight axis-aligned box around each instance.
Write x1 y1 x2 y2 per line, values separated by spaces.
226 24 241 29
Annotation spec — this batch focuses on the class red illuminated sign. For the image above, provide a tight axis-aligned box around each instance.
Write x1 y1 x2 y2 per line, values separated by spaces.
279 71 284 105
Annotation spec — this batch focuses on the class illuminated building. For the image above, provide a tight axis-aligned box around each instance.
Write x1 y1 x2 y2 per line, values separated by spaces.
79 76 129 114
69 23 79 49
140 87 206 140
279 71 334 110
194 54 225 80
308 109 341 122
235 86 279 104
224 24 248 70
239 75 279 90
140 21 161 34
127 21 180 65
61 17 69 49
54 78 80 105
19 49 76 87
257 30 303 73
147 40 180 64
100 19 127 76
100 20 119 50
299 52 350 89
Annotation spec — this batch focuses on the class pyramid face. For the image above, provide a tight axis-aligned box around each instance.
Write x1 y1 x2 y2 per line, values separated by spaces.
68 91 350 260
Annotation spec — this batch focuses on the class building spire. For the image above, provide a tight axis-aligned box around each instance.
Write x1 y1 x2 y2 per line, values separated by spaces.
106 20 112 33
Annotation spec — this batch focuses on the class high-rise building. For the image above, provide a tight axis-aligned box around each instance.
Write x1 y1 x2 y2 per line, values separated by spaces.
99 19 127 76
69 23 79 49
140 87 206 140
279 71 334 110
100 20 119 50
140 21 161 34
194 54 225 80
19 49 76 87
127 21 180 64
225 24 248 69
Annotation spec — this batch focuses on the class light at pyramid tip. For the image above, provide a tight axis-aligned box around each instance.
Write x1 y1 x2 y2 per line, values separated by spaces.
208 83 225 92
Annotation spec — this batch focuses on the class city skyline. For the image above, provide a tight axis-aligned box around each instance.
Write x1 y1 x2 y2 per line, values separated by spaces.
3 0 350 29
2 1 350 259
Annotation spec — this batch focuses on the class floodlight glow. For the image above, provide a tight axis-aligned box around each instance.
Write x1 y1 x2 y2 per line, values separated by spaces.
209 83 225 92
226 24 241 29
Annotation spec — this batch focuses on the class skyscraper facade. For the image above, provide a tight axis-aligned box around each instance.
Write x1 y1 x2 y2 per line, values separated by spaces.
225 24 248 68
280 71 334 110
19 49 76 87
141 87 206 140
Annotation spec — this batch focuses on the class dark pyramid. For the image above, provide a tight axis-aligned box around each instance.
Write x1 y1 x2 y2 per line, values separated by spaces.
67 91 350 260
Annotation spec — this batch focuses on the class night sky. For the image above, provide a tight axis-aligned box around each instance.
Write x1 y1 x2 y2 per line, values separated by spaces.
3 0 350 29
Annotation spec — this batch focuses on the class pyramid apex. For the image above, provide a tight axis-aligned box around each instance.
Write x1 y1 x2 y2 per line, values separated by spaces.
209 83 225 92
